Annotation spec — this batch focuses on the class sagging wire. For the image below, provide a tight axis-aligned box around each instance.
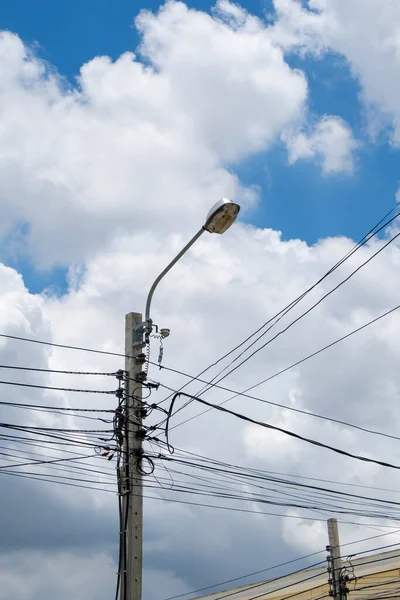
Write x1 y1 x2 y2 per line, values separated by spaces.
341 556 357 592
148 439 175 489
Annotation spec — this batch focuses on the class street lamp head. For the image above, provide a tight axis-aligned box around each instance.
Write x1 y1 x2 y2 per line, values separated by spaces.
203 198 240 234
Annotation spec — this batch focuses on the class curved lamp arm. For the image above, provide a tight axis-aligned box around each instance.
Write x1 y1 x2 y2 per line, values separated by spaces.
144 227 206 341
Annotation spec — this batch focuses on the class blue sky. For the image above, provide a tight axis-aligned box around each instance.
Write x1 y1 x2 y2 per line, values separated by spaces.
1 0 399 292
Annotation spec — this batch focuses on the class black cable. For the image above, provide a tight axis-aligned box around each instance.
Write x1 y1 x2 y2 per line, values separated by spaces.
204 570 325 600
0 431 99 449
219 231 400 378
0 379 116 394
141 475 398 523
157 203 400 408
148 448 400 521
0 468 116 493
149 450 400 518
156 454 400 512
0 398 114 417
169 444 400 497
0 364 117 376
342 528 400 547
162 551 326 600
138 478 400 522
0 447 116 479
176 228 400 419
1 462 398 529
0 333 128 358
208 550 400 600
159 451 400 517
148 299 400 438
147 461 399 517
355 579 400 593
0 435 110 459
162 537 400 600
0 425 109 449
244 581 328 600
0 452 99 470
125 488 400 528
163 302 400 433
0 203 397 369
166 392 400 471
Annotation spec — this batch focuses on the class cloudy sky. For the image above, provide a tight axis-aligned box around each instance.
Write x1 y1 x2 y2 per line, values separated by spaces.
2 0 400 599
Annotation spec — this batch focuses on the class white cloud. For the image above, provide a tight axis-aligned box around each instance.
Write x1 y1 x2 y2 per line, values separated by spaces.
3 222 400 598
0 551 115 600
271 0 400 143
284 116 358 173
0 1 309 268
0 1 360 269
0 1 398 598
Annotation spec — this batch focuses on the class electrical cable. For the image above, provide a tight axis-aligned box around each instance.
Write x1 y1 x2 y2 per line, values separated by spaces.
0 364 117 376
0 448 116 480
210 551 400 600
162 551 327 600
1 459 399 530
137 479 400 522
0 203 398 371
172 229 400 422
156 203 400 408
161 303 400 433
0 379 117 394
199 221 400 387
154 454 400 512
162 537 400 600
192 568 326 600
169 445 400 497
155 451 400 519
0 468 116 492
166 392 400 471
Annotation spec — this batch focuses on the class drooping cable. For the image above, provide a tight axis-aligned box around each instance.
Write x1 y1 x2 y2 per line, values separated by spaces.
166 392 400 471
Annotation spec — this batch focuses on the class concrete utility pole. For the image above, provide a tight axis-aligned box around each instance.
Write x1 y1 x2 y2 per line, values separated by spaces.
327 518 347 600
122 312 145 600
119 199 240 600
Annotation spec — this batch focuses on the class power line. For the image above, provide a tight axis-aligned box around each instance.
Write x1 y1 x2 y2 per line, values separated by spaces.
0 424 110 449
166 392 400 471
179 228 400 416
0 364 117 376
0 399 114 422
201 550 400 600
0 448 115 479
149 297 400 438
0 452 101 470
155 455 400 512
0 204 398 374
140 462 400 522
168 446 400 497
0 332 127 358
162 552 326 600
169 445 400 497
190 567 325 600
0 468 116 493
0 379 117 394
163 537 400 600
166 302 400 431
1 459 399 529
157 204 400 409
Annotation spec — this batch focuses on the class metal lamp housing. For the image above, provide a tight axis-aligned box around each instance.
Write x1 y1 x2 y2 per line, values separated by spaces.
204 198 240 234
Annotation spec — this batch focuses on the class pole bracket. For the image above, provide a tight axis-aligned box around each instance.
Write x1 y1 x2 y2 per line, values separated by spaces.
133 323 146 347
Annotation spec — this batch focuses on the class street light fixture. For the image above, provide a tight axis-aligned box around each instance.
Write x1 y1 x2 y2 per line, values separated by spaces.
204 197 241 234
121 197 240 600
145 198 240 341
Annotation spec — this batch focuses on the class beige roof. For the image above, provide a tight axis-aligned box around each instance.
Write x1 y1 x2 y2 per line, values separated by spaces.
194 549 400 600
